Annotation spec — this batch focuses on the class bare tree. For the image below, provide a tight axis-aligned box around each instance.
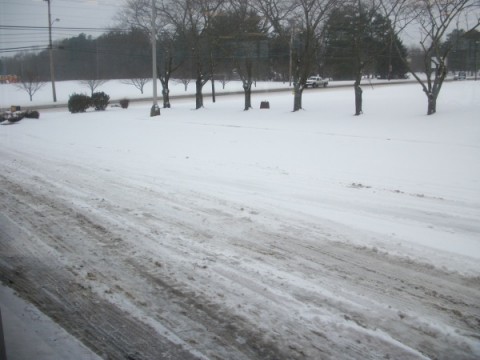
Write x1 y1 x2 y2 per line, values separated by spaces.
175 77 192 91
116 0 151 30
161 0 227 109
379 0 480 115
218 75 230 90
237 57 255 110
157 40 184 108
212 0 268 110
351 0 378 116
80 79 108 96
328 0 402 115
15 72 46 102
255 0 337 111
117 0 181 108
121 78 150 94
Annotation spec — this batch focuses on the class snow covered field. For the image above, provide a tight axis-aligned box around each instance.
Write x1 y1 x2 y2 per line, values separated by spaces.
1 81 479 359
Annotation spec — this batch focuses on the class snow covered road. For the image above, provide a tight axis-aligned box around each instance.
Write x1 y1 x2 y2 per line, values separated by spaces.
1 83 479 359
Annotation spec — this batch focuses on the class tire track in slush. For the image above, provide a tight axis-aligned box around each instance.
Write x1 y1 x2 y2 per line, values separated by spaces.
1 156 480 359
0 213 199 360
0 176 289 360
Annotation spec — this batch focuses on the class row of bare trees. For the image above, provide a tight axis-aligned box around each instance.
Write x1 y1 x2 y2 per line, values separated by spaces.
13 77 110 102
5 1 479 114
116 0 478 115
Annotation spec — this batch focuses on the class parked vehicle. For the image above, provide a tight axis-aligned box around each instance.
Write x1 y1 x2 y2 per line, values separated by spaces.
454 71 466 80
305 76 329 88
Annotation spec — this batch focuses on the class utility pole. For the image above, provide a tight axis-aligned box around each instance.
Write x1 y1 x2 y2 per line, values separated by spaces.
150 0 160 117
44 0 57 102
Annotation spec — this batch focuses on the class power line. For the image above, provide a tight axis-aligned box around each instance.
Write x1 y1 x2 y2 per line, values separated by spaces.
0 45 48 53
0 39 50 44
0 25 126 32
0 33 51 37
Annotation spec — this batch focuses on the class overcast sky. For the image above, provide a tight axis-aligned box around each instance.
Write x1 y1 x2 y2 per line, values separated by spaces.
0 0 120 53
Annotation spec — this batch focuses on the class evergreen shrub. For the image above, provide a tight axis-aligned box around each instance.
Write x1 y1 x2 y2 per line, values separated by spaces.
25 110 40 119
91 91 110 111
120 98 129 109
68 93 91 113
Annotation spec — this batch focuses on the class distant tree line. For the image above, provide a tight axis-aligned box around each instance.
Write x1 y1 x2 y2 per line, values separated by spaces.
443 29 480 74
1 30 151 82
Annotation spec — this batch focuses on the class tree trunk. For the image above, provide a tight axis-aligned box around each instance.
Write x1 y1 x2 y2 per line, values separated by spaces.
210 52 216 103
195 78 204 109
211 78 216 103
354 83 363 116
159 72 171 109
293 83 303 111
160 78 170 108
426 91 436 115
162 87 170 108
243 82 252 111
